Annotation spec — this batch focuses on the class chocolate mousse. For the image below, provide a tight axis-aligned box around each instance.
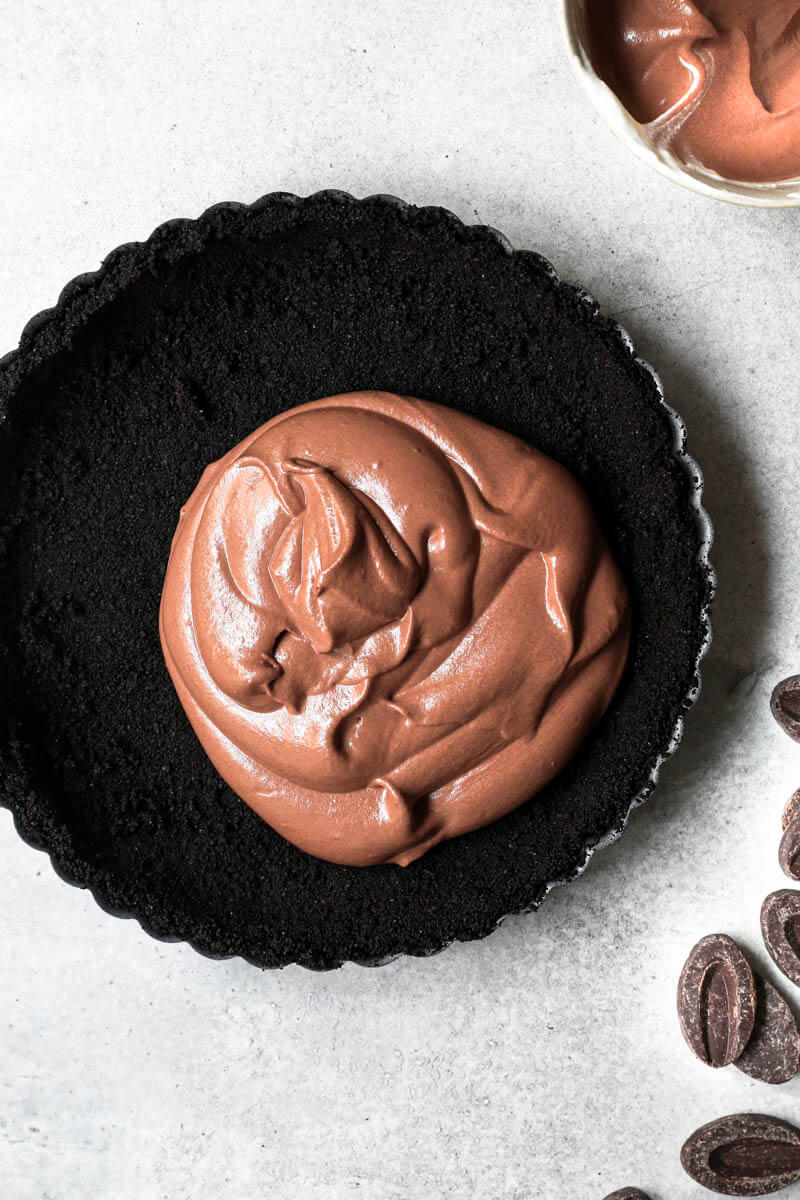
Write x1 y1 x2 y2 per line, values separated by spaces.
585 0 800 184
160 392 631 866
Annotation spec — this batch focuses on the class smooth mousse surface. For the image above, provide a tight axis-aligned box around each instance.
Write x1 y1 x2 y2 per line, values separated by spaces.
160 392 630 865
586 0 800 183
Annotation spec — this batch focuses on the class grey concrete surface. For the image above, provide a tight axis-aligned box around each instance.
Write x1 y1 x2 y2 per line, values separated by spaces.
1 2 799 1197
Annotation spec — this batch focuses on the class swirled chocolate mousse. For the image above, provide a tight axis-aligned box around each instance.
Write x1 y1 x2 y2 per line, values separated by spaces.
585 0 800 184
160 391 631 867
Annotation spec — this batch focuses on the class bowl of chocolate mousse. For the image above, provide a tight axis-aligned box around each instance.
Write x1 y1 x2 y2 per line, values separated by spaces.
561 0 800 206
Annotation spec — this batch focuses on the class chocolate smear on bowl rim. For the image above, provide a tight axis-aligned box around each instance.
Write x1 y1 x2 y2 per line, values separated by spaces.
734 976 800 1086
680 1113 800 1197
771 677 800 744
678 934 756 1067
761 892 800 988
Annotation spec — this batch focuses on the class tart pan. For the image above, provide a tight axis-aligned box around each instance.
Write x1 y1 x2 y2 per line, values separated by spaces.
0 192 714 969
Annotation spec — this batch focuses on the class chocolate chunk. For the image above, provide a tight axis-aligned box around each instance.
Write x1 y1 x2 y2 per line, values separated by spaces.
772 676 800 743
781 789 800 832
735 976 800 1085
762 892 800 987
678 934 757 1066
602 1191 652 1200
681 1113 800 1196
779 820 800 882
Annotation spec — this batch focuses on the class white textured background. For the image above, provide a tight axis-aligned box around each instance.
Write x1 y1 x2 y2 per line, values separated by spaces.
2 3 800 1198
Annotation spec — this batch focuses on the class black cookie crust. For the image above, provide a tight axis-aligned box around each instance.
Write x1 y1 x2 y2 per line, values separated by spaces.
0 192 712 969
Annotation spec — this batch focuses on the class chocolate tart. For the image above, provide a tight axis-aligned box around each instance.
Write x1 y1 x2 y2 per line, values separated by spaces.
0 192 713 969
